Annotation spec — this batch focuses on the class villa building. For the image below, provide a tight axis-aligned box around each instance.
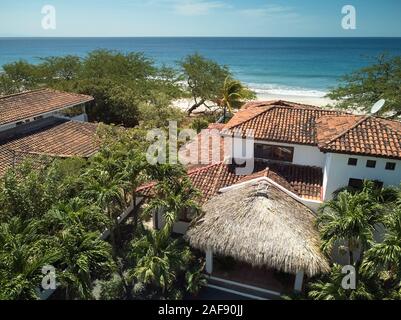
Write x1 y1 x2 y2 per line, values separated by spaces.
140 100 401 297
222 100 401 204
0 89 98 176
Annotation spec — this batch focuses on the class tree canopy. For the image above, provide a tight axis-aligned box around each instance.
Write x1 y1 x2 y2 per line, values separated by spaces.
327 55 401 117
180 53 254 114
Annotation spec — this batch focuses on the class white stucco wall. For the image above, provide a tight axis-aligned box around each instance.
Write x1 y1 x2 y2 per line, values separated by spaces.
254 140 326 167
231 137 326 168
323 153 401 200
155 211 190 235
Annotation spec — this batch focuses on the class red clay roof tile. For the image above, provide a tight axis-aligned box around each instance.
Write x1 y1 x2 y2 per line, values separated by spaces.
0 89 93 126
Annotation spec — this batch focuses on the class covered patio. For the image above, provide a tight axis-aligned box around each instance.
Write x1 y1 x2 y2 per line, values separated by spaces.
186 178 330 294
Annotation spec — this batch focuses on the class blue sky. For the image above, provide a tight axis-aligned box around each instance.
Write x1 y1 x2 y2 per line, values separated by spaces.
1 0 401 37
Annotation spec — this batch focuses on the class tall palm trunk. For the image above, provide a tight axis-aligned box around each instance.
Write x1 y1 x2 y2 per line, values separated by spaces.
348 240 354 265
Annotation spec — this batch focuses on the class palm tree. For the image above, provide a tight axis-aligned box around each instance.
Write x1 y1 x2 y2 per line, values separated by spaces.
0 217 60 300
308 264 378 300
57 227 115 300
81 162 126 255
317 190 381 265
218 77 255 122
128 229 191 297
361 206 401 288
143 169 200 238
44 197 109 233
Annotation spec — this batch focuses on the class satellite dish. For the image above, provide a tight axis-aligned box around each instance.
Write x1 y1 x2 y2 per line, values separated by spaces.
371 99 385 115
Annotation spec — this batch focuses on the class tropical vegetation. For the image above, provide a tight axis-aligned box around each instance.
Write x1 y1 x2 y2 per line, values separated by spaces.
328 54 401 117
306 181 401 300
0 127 206 300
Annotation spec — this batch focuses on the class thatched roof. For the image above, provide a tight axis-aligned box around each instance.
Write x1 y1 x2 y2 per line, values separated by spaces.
186 179 329 277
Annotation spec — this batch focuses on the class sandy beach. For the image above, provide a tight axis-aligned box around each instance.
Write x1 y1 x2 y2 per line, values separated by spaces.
173 93 334 114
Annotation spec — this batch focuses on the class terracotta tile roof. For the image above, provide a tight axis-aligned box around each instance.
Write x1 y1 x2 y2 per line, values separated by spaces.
206 123 225 131
137 161 323 202
0 89 93 126
0 118 99 176
317 115 401 159
254 161 323 200
223 100 345 146
179 125 228 170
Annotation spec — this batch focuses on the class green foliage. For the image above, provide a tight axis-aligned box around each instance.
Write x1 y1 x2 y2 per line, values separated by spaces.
327 54 401 117
309 180 401 300
190 117 211 133
0 50 185 127
308 264 379 300
317 184 381 265
56 227 115 300
0 217 60 300
218 77 255 119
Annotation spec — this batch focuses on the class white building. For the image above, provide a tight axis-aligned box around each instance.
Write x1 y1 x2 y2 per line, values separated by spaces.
220 100 401 207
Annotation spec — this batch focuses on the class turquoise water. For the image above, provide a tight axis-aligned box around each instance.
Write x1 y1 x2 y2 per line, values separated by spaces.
1 37 401 96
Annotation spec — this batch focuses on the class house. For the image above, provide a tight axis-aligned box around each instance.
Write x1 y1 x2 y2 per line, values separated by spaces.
140 100 401 297
0 89 98 176
221 100 401 204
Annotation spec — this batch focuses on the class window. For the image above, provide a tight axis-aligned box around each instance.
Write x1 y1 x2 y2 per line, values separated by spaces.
16 121 24 126
366 160 376 168
348 158 358 166
348 178 363 189
386 162 396 171
254 144 294 163
348 178 383 190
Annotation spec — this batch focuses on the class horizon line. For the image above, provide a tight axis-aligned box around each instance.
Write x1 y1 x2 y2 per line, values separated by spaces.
1 36 401 39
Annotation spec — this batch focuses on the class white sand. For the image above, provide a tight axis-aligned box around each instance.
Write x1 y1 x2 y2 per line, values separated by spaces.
173 93 334 113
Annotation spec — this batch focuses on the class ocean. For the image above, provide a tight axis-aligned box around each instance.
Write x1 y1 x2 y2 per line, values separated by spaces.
1 37 401 98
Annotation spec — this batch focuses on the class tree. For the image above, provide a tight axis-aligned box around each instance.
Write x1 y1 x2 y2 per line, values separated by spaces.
1 60 41 91
0 73 19 95
327 54 401 117
218 77 255 122
361 207 401 294
56 227 115 300
317 188 380 265
308 264 379 300
128 229 192 299
0 50 185 127
39 55 82 81
143 165 201 237
180 53 231 114
0 217 60 300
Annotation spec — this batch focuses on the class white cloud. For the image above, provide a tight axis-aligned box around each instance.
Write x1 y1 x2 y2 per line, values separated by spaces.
173 0 227 16
239 4 299 19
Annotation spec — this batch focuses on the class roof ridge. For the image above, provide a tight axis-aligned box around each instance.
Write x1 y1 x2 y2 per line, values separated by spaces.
323 115 370 146
225 105 277 130
0 88 48 100
187 162 224 175
225 103 344 132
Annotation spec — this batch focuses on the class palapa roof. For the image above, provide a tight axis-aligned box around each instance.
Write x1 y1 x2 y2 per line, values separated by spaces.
0 89 93 127
0 117 99 176
223 100 401 160
186 179 330 277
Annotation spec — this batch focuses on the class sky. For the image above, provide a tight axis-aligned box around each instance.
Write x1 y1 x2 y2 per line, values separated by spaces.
1 0 401 37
